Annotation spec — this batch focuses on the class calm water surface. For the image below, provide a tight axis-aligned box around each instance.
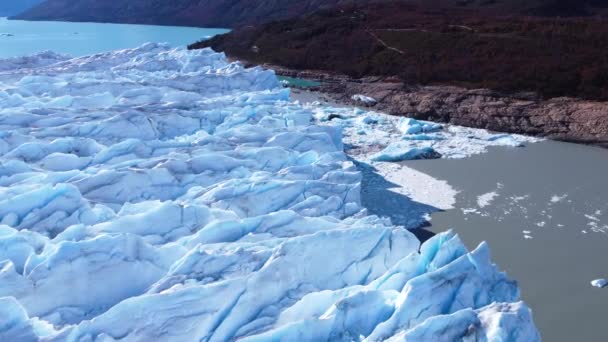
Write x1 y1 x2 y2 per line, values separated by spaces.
406 140 608 342
295 89 608 340
0 18 228 57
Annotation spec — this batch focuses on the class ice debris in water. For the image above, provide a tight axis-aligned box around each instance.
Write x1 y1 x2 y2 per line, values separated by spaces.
591 279 608 288
371 145 440 162
351 94 377 105
0 43 539 341
305 103 539 163
396 117 443 135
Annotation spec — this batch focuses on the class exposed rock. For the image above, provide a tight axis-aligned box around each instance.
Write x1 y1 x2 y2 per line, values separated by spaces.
275 66 608 145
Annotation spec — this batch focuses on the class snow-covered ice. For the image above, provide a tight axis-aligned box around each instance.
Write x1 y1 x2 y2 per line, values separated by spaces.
306 105 539 162
371 163 457 211
591 279 608 288
0 44 539 341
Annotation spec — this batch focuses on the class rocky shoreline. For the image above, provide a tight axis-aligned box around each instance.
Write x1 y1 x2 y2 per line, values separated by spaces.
266 64 608 147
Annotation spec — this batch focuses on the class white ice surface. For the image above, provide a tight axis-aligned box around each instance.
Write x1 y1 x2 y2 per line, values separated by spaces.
0 44 539 341
298 100 539 219
351 94 377 105
372 163 457 211
477 192 499 208
306 104 540 162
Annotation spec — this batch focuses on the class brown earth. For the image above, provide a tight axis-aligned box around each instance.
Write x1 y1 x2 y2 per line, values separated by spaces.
191 3 608 146
272 66 608 145
14 0 608 28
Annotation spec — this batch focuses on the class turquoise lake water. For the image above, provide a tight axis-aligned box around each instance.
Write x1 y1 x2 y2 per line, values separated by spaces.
0 18 228 58
277 76 321 88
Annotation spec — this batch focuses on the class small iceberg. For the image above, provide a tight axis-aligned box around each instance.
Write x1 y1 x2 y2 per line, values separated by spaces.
486 133 524 147
402 133 445 141
371 144 441 162
357 115 379 125
591 279 608 288
397 117 443 135
352 94 377 105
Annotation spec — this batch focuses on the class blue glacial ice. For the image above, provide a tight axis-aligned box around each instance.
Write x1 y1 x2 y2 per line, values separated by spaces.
0 43 539 341
304 103 539 162
396 118 442 135
370 145 440 162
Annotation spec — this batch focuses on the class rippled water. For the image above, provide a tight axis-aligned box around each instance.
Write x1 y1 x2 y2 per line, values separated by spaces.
0 18 228 58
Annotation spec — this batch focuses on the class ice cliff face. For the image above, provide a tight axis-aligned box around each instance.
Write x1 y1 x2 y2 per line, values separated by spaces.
0 43 539 341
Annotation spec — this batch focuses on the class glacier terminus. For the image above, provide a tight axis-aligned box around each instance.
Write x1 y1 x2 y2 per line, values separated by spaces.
0 43 539 341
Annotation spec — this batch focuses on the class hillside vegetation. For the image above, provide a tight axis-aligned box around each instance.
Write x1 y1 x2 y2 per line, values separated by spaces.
15 0 608 27
194 3 608 100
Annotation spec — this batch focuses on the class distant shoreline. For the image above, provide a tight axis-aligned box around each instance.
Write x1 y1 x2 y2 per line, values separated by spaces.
2 16 228 31
189 3 608 145
258 62 608 147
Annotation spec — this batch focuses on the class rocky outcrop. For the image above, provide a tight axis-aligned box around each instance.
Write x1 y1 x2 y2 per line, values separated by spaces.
275 66 608 145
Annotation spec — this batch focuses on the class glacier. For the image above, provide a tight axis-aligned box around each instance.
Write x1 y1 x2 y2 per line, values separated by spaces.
0 43 539 341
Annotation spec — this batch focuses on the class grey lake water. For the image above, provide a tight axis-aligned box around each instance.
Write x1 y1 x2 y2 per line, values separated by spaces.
406 140 608 342
292 89 608 340
0 18 228 58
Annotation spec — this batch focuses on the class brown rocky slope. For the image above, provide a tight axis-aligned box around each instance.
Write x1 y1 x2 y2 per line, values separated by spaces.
14 0 608 27
194 3 608 145
274 67 608 146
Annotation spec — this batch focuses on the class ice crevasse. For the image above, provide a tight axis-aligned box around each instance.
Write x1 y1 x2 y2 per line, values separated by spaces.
0 43 539 341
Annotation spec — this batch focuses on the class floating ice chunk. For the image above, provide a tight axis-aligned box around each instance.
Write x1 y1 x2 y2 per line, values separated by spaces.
357 115 379 125
352 94 377 105
371 162 457 211
402 133 445 141
550 194 568 203
486 134 524 147
371 144 440 162
396 118 442 135
477 191 498 208
462 208 480 215
591 279 608 288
